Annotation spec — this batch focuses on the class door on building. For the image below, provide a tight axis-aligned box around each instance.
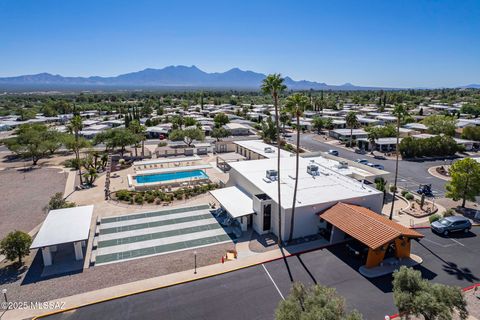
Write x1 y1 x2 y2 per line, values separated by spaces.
263 204 271 231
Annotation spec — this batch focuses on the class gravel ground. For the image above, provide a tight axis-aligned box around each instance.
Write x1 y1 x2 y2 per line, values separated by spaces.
0 242 234 303
0 167 68 239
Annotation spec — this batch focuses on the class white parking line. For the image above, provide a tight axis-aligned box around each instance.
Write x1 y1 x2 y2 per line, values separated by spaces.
262 264 285 300
423 238 456 248
450 238 465 247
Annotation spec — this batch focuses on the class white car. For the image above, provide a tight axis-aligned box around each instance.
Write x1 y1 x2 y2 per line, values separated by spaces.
355 159 369 165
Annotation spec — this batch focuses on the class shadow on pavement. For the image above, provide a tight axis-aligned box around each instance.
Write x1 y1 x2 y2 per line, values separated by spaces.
416 240 479 283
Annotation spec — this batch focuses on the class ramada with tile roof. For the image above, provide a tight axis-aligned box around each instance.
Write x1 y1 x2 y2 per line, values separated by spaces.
320 202 424 268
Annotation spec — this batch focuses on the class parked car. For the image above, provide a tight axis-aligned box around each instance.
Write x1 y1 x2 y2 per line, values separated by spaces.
354 148 366 154
355 159 369 165
370 163 385 170
431 216 472 236
373 155 386 160
417 184 433 197
327 150 339 156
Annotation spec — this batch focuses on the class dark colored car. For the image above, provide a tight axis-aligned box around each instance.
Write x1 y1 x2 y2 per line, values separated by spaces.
431 216 472 236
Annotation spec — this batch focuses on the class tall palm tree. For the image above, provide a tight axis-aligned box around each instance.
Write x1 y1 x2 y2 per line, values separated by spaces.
345 111 359 148
261 74 287 245
68 115 84 185
389 105 407 220
367 128 379 154
285 93 309 243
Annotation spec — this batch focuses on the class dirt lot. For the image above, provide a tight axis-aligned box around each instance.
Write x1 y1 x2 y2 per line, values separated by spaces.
0 167 68 239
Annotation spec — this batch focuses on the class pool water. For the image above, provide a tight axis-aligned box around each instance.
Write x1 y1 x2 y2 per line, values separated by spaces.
135 170 208 184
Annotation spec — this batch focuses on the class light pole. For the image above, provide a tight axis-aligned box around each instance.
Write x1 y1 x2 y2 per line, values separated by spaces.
2 288 7 306
194 251 197 274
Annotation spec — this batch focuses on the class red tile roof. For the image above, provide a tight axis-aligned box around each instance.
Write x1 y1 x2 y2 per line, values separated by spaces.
320 203 424 249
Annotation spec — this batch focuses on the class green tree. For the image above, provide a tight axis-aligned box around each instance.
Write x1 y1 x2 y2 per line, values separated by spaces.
67 115 86 184
389 105 407 220
0 230 32 264
47 192 76 210
211 127 230 141
374 177 387 205
324 118 334 130
107 128 139 157
184 117 198 127
446 158 480 207
422 114 456 136
213 112 230 128
63 134 91 184
5 123 51 165
312 116 324 135
262 74 287 245
345 111 359 148
276 282 362 320
461 126 480 141
260 117 277 143
285 93 309 242
392 266 468 320
279 111 290 135
128 119 146 157
169 128 205 146
367 129 379 154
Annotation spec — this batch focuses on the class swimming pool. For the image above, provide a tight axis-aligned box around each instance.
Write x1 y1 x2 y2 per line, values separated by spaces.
135 170 208 184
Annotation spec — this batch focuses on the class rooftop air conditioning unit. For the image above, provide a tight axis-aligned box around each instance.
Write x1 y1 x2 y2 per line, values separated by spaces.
307 163 319 176
264 147 274 153
337 161 348 169
266 169 278 181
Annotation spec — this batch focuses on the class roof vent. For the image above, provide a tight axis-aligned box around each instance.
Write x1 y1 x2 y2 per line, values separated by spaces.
337 161 348 169
264 147 274 153
266 169 278 181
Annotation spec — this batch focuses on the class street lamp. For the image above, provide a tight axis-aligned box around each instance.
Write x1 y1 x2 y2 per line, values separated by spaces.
194 251 197 274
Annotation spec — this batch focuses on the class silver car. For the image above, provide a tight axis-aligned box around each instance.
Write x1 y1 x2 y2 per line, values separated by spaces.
431 216 472 236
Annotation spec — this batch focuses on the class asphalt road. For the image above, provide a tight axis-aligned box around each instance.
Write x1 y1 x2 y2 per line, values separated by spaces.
43 228 479 320
291 133 450 197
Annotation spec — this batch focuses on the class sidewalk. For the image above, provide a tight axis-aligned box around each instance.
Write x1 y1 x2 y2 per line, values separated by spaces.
4 238 330 320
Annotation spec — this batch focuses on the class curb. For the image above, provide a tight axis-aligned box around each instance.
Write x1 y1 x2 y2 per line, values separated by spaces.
32 240 343 319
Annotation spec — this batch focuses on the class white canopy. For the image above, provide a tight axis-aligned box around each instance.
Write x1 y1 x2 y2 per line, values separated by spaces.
30 205 94 249
210 187 254 218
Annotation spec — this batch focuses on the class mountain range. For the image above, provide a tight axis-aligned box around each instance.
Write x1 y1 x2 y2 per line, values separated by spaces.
0 65 478 91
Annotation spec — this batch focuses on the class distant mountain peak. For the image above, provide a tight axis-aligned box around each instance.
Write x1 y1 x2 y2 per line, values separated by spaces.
0 65 387 91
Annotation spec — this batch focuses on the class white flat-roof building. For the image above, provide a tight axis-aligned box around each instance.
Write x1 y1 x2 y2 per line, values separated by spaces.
31 205 93 267
217 157 383 241
233 140 293 160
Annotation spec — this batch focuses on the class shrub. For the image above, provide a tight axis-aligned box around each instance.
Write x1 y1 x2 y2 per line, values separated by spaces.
429 214 441 224
405 193 414 200
389 185 397 193
135 195 144 205
443 208 456 217
158 142 167 147
145 194 155 203
401 190 408 197
0 231 32 264
116 189 131 201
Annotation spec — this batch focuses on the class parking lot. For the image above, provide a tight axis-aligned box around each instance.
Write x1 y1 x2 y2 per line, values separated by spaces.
43 228 479 320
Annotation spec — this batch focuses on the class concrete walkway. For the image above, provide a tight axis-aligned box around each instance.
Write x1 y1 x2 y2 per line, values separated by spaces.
4 238 331 320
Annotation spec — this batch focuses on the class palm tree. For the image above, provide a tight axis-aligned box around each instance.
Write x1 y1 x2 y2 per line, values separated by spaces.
345 111 359 148
67 115 84 185
389 105 407 220
285 93 309 243
367 129 379 154
261 74 287 245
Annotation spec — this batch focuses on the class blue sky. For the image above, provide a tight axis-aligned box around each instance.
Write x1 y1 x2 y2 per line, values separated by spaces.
0 0 479 87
